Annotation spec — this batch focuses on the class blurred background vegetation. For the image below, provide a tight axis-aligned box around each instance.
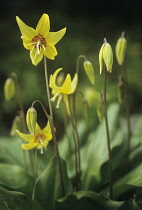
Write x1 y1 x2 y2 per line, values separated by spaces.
0 0 141 137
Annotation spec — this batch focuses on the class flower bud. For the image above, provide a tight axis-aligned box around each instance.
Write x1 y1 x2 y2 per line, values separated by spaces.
83 60 95 85
82 98 89 119
4 78 15 101
10 115 22 136
26 107 37 135
99 38 113 74
115 32 127 65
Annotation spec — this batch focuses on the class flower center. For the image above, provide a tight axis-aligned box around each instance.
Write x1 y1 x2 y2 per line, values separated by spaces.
34 134 46 144
32 34 46 54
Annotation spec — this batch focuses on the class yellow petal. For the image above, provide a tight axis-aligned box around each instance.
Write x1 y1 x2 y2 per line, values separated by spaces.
46 28 66 45
22 142 37 150
22 37 33 50
71 73 78 93
60 74 72 94
16 130 33 142
16 16 36 39
42 45 57 60
36 14 50 35
42 122 52 141
35 123 42 134
49 68 63 92
30 47 43 65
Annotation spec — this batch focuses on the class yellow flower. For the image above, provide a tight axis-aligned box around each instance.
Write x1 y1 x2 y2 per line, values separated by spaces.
49 68 78 113
16 14 66 65
16 122 52 153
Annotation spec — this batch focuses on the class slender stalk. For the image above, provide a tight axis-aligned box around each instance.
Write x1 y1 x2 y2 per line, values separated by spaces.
72 93 81 190
11 73 28 170
43 57 65 197
123 59 131 171
34 148 38 178
103 69 113 199
76 55 87 74
69 95 81 190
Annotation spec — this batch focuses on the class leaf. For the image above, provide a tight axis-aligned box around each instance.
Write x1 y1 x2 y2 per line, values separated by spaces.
33 157 73 210
0 187 42 210
113 164 142 200
55 191 124 210
0 136 25 167
81 103 121 190
0 163 35 197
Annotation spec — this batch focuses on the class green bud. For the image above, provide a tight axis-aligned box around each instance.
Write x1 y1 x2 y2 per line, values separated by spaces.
82 98 89 119
26 107 37 135
115 32 127 65
4 78 15 101
83 60 95 85
10 115 22 136
99 38 113 74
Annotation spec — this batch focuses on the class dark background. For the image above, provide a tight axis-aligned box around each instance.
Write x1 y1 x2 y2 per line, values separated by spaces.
0 0 141 136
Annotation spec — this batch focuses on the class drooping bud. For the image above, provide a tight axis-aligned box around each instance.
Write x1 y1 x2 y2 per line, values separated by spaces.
115 32 127 65
99 38 113 74
4 78 16 101
10 115 22 136
83 60 95 85
26 107 37 135
82 98 89 119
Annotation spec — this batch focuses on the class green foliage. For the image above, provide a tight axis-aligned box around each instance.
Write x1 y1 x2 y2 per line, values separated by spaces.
0 187 42 210
0 104 142 209
33 157 73 210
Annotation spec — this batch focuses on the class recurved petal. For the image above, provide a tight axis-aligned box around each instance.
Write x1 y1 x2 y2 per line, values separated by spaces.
42 45 57 60
46 28 66 45
35 123 42 134
36 14 50 35
22 142 37 150
49 68 63 92
60 74 72 94
42 122 52 140
71 73 78 93
30 47 43 65
16 16 36 39
16 130 33 142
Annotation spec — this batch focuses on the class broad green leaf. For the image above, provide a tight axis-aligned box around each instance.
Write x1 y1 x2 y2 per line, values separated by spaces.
81 103 121 190
33 157 73 210
113 164 142 200
0 187 42 210
0 163 35 197
56 191 124 210
0 136 25 167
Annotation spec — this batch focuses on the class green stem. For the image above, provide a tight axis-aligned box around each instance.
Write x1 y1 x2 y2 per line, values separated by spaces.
103 69 113 199
72 93 81 190
123 60 131 171
11 73 28 170
76 55 87 74
34 148 38 178
43 57 65 197
69 95 80 190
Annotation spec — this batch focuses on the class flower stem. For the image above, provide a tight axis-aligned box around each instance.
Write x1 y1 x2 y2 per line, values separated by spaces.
11 73 28 170
43 57 65 197
76 55 87 74
69 94 81 190
123 60 131 171
103 69 113 199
